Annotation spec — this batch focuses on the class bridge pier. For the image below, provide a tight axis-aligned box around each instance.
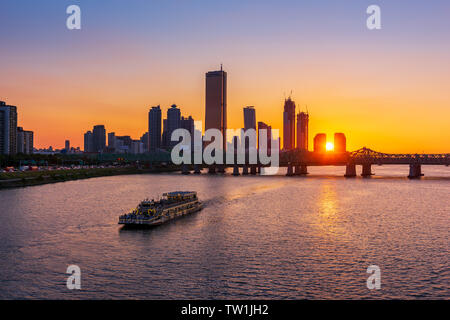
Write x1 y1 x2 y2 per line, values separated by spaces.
193 165 201 174
345 163 356 177
294 165 301 175
361 164 373 177
299 165 308 175
408 164 423 179
181 164 190 175
250 165 257 175
242 165 249 175
232 165 240 176
286 164 294 176
208 166 216 174
217 165 225 173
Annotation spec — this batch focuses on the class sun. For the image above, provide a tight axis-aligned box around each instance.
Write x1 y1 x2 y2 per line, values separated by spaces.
326 142 334 151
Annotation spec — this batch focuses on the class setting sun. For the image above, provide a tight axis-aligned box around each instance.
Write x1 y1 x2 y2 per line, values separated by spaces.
326 142 334 151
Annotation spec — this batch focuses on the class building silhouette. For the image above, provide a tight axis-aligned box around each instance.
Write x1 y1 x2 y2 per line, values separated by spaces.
167 104 181 148
334 133 346 153
108 132 116 149
84 130 93 152
140 132 149 152
205 66 227 150
180 116 195 136
0 101 18 155
296 111 309 151
93 125 106 153
283 97 296 150
258 121 272 154
148 105 162 151
243 106 256 131
65 140 70 152
313 133 327 153
17 127 34 154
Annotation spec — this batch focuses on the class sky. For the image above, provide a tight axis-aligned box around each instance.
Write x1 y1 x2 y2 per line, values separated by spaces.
0 0 449 153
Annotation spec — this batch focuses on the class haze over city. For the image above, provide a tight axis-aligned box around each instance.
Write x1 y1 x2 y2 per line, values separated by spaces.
1 0 449 152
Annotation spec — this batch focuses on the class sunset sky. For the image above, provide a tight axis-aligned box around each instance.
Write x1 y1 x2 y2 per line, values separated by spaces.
0 0 449 152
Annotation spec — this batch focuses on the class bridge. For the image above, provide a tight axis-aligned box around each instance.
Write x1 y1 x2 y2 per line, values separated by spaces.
180 147 450 178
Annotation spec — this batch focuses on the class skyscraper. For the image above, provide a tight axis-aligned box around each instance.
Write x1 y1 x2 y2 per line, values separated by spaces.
180 116 195 136
93 125 106 153
205 66 227 150
167 104 181 148
108 132 116 149
148 105 162 151
140 132 149 152
243 106 256 131
84 131 93 152
258 121 272 154
0 101 18 155
17 127 34 154
283 97 296 150
334 133 346 153
313 133 327 153
296 111 309 151
65 140 70 152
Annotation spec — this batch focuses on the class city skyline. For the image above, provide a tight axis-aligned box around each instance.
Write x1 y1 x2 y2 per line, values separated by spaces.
1 1 449 152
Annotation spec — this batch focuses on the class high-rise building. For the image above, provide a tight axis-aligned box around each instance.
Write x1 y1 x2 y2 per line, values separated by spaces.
115 135 133 153
167 104 181 148
93 125 106 153
334 133 346 153
17 127 34 154
243 106 256 131
258 121 272 154
180 116 194 136
283 97 296 150
84 130 93 152
140 132 149 152
296 111 309 151
205 66 227 150
313 133 327 153
0 101 18 155
108 132 116 150
161 119 168 149
148 105 162 151
65 140 70 152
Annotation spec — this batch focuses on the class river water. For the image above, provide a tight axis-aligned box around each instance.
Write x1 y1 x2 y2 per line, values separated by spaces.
0 165 448 299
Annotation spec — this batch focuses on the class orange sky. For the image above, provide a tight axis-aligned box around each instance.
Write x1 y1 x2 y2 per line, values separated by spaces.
1 1 449 153
6 54 449 153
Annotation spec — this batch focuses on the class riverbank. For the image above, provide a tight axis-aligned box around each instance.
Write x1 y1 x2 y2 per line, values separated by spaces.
0 166 180 189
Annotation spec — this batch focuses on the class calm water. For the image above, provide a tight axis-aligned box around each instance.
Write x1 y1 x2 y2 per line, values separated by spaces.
0 166 449 299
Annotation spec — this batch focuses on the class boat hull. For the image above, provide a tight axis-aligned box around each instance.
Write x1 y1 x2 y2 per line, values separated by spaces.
118 202 203 227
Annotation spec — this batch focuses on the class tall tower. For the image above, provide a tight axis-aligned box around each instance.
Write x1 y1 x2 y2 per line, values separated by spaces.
148 105 162 151
167 104 181 148
0 101 18 155
93 125 106 153
243 106 256 131
283 97 296 150
314 133 327 153
84 130 93 152
334 133 346 153
205 66 227 150
296 111 309 150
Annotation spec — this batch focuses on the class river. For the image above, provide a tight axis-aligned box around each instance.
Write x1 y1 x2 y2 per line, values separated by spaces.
0 165 448 299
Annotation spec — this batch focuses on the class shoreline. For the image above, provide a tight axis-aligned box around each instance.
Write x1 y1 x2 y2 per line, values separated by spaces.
0 166 180 190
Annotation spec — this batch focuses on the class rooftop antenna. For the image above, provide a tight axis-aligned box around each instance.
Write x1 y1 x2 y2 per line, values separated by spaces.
220 63 223 71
